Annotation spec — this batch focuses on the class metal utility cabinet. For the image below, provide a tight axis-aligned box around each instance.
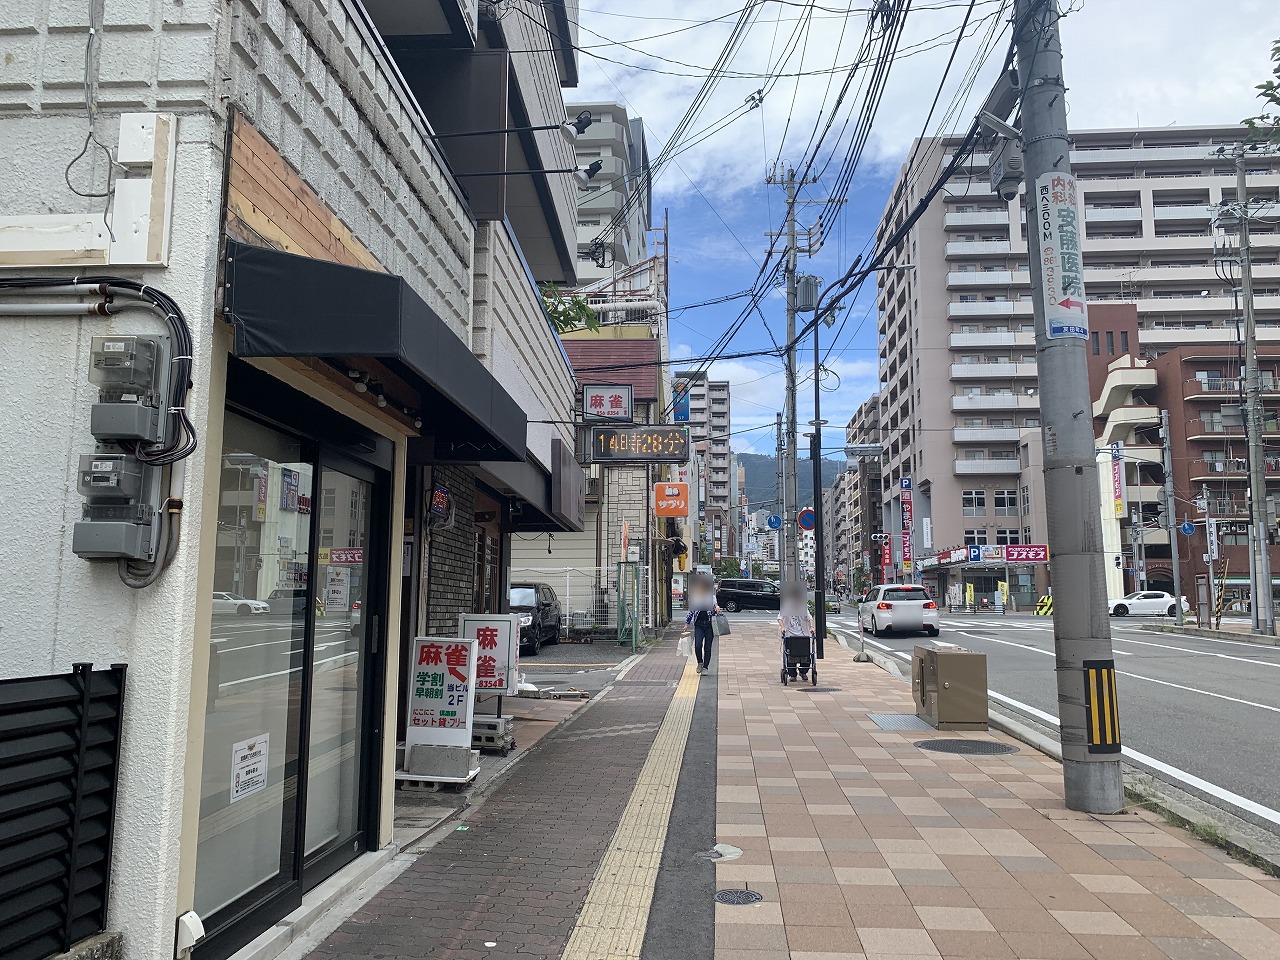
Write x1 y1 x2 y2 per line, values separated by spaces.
912 645 989 730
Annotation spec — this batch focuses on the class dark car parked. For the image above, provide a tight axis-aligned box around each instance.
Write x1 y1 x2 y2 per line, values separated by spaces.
267 587 309 616
509 582 561 655
716 578 782 613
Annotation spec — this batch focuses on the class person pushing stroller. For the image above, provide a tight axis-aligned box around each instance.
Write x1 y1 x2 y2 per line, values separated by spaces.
777 581 817 685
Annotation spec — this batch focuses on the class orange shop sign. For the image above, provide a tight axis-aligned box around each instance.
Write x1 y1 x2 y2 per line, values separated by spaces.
654 482 690 517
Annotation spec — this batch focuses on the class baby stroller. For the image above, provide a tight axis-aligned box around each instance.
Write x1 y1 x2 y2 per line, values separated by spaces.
780 634 817 686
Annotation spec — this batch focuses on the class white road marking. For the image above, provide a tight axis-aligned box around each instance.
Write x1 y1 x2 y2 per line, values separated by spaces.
219 651 357 688
989 691 1280 829
1110 635 1280 669
1115 670 1280 715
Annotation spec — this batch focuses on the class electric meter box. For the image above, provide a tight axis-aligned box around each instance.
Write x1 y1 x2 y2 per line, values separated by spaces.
72 453 160 561
88 334 170 443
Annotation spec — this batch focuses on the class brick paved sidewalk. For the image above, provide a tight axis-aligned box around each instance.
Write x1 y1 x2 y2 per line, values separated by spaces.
300 629 689 960
714 622 1280 960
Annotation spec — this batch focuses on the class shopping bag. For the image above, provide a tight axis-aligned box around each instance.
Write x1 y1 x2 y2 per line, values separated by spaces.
677 634 693 658
713 612 731 637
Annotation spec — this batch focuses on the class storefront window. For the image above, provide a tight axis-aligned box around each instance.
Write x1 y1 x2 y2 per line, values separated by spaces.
195 413 313 917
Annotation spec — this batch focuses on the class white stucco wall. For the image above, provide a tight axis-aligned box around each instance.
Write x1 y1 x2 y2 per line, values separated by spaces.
0 3 228 958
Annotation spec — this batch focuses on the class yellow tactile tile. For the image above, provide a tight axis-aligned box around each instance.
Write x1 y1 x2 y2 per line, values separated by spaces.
559 660 701 960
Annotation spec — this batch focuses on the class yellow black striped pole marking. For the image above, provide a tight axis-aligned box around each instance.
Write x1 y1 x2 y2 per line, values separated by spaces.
1034 595 1053 616
1083 659 1121 753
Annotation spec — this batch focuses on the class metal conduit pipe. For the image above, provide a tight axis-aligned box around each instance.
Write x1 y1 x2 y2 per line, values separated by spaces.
0 301 114 316
0 282 113 297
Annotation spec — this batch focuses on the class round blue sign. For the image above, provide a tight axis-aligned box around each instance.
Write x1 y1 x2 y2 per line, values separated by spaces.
797 508 817 532
1180 521 1195 536
766 514 782 530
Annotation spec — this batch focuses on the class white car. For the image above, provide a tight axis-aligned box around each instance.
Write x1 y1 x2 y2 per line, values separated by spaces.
859 584 941 637
1108 591 1190 617
212 591 269 616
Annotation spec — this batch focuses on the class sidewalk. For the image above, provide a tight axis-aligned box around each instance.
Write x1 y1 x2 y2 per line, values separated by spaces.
714 622 1280 960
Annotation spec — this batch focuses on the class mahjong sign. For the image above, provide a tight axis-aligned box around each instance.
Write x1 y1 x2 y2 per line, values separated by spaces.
1036 172 1088 340
406 637 477 749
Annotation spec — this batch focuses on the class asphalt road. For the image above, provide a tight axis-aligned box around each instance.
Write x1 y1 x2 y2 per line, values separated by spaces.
829 609 1280 835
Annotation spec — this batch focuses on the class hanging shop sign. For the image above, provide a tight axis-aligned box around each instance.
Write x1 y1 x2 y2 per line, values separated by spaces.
654 482 690 517
1035 171 1089 340
583 383 634 422
406 637 477 748
672 381 691 422
460 614 520 697
589 425 690 463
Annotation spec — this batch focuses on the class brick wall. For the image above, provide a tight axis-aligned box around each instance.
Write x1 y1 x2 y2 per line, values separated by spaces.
424 465 478 636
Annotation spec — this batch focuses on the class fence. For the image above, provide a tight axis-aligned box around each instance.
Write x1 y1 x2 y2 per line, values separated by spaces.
511 565 652 642
0 663 128 960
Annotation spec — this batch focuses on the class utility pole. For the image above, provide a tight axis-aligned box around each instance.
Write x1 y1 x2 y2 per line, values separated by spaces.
776 412 786 575
1236 153 1276 635
1014 0 1124 813
1161 409 1185 625
767 165 818 582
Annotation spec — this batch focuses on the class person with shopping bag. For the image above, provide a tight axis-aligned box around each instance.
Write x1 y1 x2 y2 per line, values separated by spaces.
684 574 721 674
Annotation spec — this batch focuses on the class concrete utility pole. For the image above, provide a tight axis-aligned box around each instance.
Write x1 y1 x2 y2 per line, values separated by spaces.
1160 409 1185 625
1235 153 1276 636
776 412 786 573
1014 0 1124 813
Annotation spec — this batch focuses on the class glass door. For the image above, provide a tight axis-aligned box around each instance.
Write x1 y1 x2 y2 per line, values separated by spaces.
303 463 377 877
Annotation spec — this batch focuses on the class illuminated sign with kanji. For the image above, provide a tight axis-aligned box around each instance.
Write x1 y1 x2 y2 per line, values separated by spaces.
583 384 633 422
590 426 690 463
459 614 521 696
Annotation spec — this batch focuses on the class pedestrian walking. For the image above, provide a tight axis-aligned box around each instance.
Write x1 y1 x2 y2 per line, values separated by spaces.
778 581 816 682
684 574 720 674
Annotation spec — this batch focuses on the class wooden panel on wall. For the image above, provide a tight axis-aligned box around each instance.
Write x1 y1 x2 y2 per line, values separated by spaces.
226 112 384 274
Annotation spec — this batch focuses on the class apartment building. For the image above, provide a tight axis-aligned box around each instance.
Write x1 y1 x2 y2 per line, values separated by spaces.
568 101 652 284
675 371 735 562
844 395 885 591
876 124 1280 604
1089 304 1280 609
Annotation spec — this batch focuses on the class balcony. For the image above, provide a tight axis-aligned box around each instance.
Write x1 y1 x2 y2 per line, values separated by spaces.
949 331 1035 348
950 362 1038 379
1184 376 1280 399
945 240 1011 257
944 210 1010 229
1084 206 1143 224
951 394 1040 411
1093 363 1158 417
1153 204 1213 221
947 301 1023 318
1072 145 1218 164
1098 405 1160 445
1186 421 1280 441
948 270 1015 287
954 458 1023 475
953 427 1023 443
1190 458 1280 481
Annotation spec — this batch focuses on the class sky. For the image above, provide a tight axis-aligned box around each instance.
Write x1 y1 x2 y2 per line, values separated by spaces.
565 0 1280 463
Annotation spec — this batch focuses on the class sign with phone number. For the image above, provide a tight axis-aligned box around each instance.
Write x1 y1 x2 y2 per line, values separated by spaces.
589 426 690 463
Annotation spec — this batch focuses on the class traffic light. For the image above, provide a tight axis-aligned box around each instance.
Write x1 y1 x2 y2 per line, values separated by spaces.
1114 555 1122 568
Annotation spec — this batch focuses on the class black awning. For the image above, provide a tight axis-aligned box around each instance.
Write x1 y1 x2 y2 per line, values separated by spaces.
475 439 586 533
224 239 526 461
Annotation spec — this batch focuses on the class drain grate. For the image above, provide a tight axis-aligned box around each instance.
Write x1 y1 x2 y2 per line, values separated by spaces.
715 889 764 906
914 738 1019 756
868 713 934 731
802 686 842 693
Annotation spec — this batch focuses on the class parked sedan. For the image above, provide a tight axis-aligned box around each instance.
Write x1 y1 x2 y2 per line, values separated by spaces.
212 591 269 616
1108 591 1190 617
859 584 940 637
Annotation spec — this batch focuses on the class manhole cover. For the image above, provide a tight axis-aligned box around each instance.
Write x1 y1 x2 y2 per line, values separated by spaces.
715 889 764 906
914 738 1019 756
802 686 841 693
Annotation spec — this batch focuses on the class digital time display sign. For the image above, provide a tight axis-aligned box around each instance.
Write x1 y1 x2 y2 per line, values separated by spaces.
589 426 690 463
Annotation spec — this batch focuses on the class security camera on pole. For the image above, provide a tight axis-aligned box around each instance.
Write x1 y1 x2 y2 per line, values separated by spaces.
980 0 1125 814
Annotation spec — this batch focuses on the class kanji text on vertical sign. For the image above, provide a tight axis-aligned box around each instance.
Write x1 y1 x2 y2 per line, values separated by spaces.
900 477 914 573
583 383 634 421
406 637 477 749
1110 441 1126 519
460 615 520 697
653 482 690 517
1036 172 1089 340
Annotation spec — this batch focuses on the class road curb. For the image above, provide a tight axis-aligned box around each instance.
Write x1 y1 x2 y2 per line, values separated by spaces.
847 629 1280 878
1140 623 1280 645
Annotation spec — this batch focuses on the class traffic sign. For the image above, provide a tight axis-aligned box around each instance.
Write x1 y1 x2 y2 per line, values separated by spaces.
1180 521 1195 536
766 514 782 530
797 508 817 531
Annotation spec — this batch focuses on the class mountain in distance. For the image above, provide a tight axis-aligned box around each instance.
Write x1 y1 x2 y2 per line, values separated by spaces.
735 452 844 517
